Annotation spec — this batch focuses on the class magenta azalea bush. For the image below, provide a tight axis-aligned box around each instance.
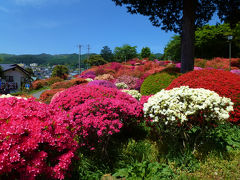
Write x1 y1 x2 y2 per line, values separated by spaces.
51 85 143 148
87 80 117 89
79 71 96 79
0 97 78 180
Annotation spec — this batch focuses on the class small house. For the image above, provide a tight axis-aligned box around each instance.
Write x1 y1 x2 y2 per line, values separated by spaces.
0 64 31 90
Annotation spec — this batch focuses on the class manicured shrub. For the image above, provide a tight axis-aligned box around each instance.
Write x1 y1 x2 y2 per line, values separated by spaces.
231 69 240 75
140 71 179 95
0 97 78 179
31 79 48 90
45 77 64 86
70 97 142 148
94 74 114 81
167 69 240 124
50 85 141 112
205 57 229 70
115 75 139 90
121 89 142 100
51 85 143 150
87 80 117 89
39 88 65 104
115 82 129 89
194 58 207 68
79 71 96 79
51 78 87 89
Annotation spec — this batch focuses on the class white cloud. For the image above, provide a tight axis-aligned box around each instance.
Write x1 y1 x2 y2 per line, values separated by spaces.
0 6 10 13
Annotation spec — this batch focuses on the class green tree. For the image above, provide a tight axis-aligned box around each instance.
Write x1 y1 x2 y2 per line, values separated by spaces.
100 46 114 62
141 47 151 58
51 65 69 80
85 54 107 66
164 35 181 62
163 23 240 60
0 66 3 78
114 44 138 62
112 0 240 73
25 67 34 77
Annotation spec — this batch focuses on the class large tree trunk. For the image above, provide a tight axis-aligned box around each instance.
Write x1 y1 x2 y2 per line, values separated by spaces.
181 0 196 73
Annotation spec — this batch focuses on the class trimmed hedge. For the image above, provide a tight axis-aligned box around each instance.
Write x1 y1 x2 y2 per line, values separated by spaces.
140 71 179 95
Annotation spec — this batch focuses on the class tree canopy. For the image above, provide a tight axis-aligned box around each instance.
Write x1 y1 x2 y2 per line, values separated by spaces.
112 0 240 73
164 23 240 60
100 46 114 62
141 47 151 58
114 44 138 62
85 55 108 66
51 65 69 80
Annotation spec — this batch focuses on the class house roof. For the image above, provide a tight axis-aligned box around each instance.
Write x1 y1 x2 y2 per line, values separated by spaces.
0 64 30 76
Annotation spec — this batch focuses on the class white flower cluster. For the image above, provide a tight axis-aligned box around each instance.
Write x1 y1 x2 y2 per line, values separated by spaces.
143 86 234 124
121 89 142 100
85 78 93 82
0 94 27 100
115 82 129 89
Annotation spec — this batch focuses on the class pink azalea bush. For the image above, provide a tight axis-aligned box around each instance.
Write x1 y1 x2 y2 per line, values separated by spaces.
231 69 240 75
50 85 143 149
115 75 139 90
0 97 78 180
79 71 96 79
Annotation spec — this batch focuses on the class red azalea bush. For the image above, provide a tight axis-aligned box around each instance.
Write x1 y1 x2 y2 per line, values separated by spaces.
231 58 240 68
31 79 48 90
166 69 240 124
39 88 66 104
51 78 87 89
0 97 78 179
194 58 207 68
205 57 230 70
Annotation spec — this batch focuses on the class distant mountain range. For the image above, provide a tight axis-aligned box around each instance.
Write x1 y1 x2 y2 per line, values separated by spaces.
0 53 92 67
0 53 163 67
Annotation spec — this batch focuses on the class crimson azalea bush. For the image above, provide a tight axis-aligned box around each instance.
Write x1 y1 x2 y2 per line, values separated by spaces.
166 69 240 124
79 71 96 79
0 97 78 179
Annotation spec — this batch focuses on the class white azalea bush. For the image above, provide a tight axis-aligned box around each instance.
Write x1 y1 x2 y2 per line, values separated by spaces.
121 89 142 100
85 78 94 82
0 94 27 100
143 86 234 151
115 82 129 89
143 86 233 126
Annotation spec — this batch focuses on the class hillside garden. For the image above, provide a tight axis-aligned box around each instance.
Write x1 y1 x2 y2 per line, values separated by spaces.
0 57 240 179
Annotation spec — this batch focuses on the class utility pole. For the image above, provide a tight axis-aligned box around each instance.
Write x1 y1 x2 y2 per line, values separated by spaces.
78 45 82 75
87 44 90 69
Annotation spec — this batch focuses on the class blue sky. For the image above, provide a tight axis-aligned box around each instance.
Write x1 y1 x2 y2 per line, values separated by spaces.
0 0 219 55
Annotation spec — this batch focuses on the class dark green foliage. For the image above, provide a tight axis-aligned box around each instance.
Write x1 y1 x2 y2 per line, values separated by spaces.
140 71 179 95
114 44 137 62
164 23 240 59
100 46 114 62
113 161 175 180
141 47 151 58
25 67 34 76
51 65 69 79
85 54 107 66
164 35 181 62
